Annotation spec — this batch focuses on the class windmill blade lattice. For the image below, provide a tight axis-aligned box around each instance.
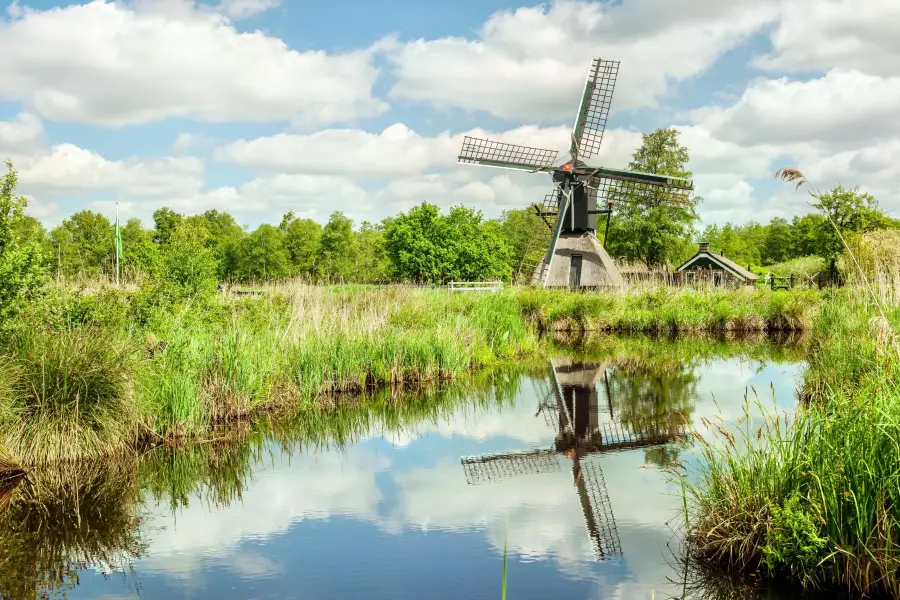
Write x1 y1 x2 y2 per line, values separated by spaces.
572 59 620 160
461 449 561 485
588 169 694 209
458 136 560 172
577 455 623 559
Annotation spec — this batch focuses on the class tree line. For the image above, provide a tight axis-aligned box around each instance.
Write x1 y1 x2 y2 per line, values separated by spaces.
5 127 898 289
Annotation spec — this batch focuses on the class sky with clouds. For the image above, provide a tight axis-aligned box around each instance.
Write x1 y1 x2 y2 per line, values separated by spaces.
0 0 895 231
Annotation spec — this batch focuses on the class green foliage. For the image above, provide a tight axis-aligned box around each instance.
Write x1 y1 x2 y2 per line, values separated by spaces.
0 160 46 326
761 493 827 575
280 211 322 276
236 224 291 281
498 207 542 268
200 209 245 279
0 326 140 464
606 128 701 266
158 218 218 300
811 185 884 269
152 207 183 245
316 211 356 281
700 222 764 267
385 202 513 284
49 209 114 278
121 218 159 277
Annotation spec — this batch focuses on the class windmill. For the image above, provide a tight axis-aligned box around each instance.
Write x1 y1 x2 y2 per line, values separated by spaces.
459 358 689 560
457 58 694 288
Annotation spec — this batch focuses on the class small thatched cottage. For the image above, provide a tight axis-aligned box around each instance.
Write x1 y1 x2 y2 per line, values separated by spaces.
676 242 759 286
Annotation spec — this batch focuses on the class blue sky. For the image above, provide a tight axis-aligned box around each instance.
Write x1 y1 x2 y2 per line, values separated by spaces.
0 0 896 229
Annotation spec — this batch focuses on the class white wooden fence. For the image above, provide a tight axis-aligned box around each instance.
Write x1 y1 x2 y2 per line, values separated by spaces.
447 281 503 292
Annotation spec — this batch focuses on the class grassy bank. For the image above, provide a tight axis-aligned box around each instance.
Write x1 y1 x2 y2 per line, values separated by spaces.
517 286 818 333
678 282 900 596
0 280 819 465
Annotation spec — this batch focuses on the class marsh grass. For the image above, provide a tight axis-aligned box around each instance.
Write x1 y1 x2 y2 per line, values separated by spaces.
3 279 819 459
679 223 900 596
0 327 142 464
515 286 817 334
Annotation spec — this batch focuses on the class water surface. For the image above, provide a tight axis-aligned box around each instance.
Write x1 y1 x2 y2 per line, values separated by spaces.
1 339 805 600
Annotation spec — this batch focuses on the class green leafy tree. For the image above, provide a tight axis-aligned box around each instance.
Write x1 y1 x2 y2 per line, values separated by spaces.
236 224 291 281
280 211 322 276
121 218 159 277
790 214 828 258
384 202 451 283
316 211 356 281
152 207 183 245
49 210 114 277
762 217 793 264
201 209 245 279
0 160 46 324
354 221 390 283
444 206 512 282
385 202 512 284
159 218 218 299
498 208 542 269
811 185 884 271
605 128 700 266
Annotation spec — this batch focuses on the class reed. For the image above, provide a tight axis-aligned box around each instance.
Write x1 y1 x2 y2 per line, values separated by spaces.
0 326 142 464
678 227 900 597
1 278 820 459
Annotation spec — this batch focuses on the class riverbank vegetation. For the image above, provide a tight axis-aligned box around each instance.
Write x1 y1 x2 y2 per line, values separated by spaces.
676 182 900 596
1 279 819 466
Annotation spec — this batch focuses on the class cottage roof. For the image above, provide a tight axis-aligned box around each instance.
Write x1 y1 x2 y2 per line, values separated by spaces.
676 244 760 282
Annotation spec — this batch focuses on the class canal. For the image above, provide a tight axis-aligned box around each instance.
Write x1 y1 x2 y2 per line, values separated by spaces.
0 336 805 600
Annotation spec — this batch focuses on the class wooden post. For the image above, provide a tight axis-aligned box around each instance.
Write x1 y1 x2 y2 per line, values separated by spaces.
789 274 795 289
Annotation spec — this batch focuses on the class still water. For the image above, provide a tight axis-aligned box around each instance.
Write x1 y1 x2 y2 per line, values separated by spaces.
2 339 805 600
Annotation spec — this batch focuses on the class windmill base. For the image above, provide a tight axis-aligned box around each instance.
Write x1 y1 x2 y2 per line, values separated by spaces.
533 232 624 289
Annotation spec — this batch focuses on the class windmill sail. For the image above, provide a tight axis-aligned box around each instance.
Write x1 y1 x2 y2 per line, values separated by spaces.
458 136 559 172
572 59 620 160
461 449 561 485
575 455 622 559
455 57 694 289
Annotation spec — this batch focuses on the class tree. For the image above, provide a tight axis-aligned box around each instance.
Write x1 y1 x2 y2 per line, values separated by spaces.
49 210 114 277
498 208 542 269
121 218 159 277
811 185 884 271
0 160 46 324
354 221 389 283
152 207 183 245
279 212 322 276
444 205 512 282
201 209 245 280
384 202 451 283
159 218 218 299
316 212 356 281
236 224 291 281
762 217 793 264
605 128 700 266
384 202 512 284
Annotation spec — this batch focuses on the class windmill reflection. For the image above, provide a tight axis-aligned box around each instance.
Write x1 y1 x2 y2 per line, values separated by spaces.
460 358 692 561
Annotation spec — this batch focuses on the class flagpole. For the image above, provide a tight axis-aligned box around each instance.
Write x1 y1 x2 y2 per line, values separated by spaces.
115 201 120 288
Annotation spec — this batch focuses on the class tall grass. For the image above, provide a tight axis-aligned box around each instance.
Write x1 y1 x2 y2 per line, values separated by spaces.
0 327 141 464
1 278 819 460
678 228 900 597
